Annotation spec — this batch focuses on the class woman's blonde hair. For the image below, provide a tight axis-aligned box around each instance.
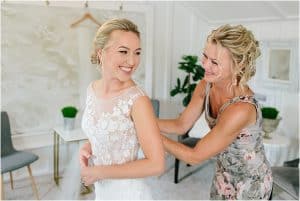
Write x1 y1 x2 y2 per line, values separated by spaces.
207 24 261 89
91 18 140 64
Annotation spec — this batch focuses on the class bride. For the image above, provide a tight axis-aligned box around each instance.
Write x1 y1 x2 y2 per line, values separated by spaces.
79 18 165 200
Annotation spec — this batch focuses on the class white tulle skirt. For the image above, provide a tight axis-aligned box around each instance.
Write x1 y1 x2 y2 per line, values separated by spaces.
94 178 152 200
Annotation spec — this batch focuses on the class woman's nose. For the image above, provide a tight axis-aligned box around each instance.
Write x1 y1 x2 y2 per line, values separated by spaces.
126 54 135 66
201 59 209 69
202 59 213 69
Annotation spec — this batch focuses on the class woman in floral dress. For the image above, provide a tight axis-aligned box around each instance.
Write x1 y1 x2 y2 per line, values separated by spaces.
158 24 273 200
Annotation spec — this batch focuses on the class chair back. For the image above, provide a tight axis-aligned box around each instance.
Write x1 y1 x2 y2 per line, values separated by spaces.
1 111 16 157
151 99 160 117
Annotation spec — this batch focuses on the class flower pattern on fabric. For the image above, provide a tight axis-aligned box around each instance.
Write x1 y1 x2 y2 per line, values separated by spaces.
81 83 154 200
205 83 273 200
82 84 145 166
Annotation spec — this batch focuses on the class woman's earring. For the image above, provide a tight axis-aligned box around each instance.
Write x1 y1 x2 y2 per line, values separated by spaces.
232 77 237 86
96 56 103 71
97 51 103 65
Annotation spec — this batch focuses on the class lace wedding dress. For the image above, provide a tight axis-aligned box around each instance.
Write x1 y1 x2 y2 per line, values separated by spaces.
81 83 153 200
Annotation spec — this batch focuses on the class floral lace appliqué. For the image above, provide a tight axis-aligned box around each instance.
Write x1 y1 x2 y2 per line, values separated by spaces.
82 85 145 166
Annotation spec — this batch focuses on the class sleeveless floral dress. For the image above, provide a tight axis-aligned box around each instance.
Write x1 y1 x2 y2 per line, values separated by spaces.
204 83 273 200
81 82 152 200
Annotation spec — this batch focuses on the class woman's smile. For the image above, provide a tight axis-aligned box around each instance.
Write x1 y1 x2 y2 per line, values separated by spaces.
119 66 133 73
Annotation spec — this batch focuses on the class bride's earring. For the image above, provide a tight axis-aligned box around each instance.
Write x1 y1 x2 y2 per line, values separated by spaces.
96 52 102 71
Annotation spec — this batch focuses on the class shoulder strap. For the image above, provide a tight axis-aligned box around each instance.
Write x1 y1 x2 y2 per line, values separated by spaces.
218 96 261 122
127 85 147 105
219 96 256 114
204 83 211 111
205 82 211 96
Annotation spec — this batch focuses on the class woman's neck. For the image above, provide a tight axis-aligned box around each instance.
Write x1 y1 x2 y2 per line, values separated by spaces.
212 81 251 99
99 78 134 95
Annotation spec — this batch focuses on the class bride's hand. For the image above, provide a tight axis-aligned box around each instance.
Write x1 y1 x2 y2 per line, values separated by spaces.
81 166 100 186
79 142 92 168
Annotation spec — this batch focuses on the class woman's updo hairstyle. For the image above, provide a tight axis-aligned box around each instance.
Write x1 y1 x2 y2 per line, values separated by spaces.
207 24 261 88
90 18 140 65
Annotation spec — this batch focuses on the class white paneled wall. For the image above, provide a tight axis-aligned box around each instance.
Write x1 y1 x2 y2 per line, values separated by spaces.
152 1 174 100
244 20 298 139
2 1 298 180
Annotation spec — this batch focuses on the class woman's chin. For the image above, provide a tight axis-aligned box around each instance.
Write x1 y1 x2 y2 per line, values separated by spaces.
204 76 216 83
117 75 133 83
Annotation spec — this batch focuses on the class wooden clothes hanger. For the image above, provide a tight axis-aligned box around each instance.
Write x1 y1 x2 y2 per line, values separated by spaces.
70 12 102 28
70 1 101 28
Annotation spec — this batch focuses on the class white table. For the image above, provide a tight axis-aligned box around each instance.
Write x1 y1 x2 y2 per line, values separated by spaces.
53 127 87 185
263 131 290 166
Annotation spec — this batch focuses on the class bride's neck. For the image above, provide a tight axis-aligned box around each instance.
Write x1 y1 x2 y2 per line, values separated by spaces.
99 79 133 94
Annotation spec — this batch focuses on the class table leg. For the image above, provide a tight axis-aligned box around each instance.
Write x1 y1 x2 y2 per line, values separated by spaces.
1 174 5 200
53 131 60 185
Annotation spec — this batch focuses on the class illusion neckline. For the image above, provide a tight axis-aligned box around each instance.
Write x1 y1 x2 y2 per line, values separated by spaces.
90 83 137 101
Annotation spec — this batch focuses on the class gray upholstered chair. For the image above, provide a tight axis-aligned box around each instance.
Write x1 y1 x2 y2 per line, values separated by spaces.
271 158 299 200
1 111 40 200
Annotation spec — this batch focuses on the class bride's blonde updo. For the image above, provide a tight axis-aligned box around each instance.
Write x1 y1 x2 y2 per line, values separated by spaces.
90 18 140 65
207 24 261 89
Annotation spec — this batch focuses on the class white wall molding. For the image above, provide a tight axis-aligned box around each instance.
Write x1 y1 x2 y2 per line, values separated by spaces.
162 2 174 101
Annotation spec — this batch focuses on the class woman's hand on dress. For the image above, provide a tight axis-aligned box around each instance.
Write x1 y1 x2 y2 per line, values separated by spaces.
81 166 100 186
79 142 92 168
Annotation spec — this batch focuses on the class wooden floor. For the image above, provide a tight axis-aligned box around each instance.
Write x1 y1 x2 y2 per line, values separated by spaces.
2 158 293 200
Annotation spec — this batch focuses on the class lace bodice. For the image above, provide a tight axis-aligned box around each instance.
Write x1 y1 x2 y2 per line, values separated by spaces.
81 83 146 166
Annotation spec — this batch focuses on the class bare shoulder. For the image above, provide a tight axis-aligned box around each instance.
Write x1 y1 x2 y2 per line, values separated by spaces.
132 95 152 112
133 94 150 104
228 101 257 115
219 101 257 128
131 95 156 124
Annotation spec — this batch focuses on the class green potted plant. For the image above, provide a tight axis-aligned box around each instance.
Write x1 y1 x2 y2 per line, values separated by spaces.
170 55 205 107
261 107 279 119
61 106 78 130
261 106 281 139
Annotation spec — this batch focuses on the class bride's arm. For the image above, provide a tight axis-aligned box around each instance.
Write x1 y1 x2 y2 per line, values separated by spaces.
81 96 165 185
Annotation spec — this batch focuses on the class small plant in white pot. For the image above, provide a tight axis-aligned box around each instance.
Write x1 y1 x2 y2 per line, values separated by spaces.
61 106 78 130
261 107 281 139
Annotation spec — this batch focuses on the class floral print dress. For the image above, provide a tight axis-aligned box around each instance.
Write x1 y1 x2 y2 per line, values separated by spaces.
204 83 273 200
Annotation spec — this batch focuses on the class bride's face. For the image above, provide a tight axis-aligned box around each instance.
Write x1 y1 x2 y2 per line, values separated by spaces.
98 30 141 82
